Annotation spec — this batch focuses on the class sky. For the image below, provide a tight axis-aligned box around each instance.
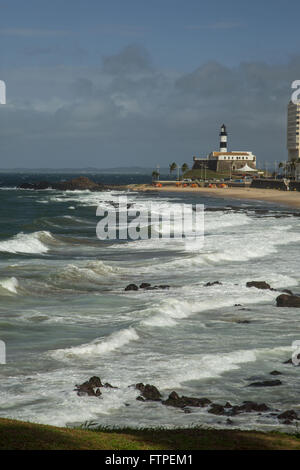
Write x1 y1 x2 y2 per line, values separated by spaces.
0 0 299 169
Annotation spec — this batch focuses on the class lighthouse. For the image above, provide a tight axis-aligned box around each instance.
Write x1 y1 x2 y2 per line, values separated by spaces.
219 124 228 152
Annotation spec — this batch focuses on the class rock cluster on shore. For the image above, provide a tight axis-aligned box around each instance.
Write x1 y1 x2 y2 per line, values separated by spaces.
125 283 170 291
76 278 300 426
74 376 299 425
123 279 300 308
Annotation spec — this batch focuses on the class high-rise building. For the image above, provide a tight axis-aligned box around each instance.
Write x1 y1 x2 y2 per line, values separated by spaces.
287 101 300 161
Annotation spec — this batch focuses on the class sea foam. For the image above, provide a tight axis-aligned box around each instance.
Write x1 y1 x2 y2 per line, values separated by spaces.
0 231 55 254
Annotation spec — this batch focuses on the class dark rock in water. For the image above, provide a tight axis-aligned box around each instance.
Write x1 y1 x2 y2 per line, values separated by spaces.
35 181 51 190
140 283 151 289
276 294 300 308
135 382 145 392
136 396 146 402
19 181 50 190
162 392 211 409
183 408 192 414
180 396 211 408
52 177 103 191
145 285 170 290
168 391 180 401
208 404 226 415
75 376 103 397
18 176 105 191
278 410 298 422
282 289 294 296
104 382 117 389
246 281 271 290
270 370 282 376
236 320 251 324
135 383 162 401
248 380 282 387
88 376 103 388
226 418 234 425
205 281 222 287
283 354 300 365
234 304 242 307
224 402 232 408
235 401 270 413
19 182 36 189
125 284 139 291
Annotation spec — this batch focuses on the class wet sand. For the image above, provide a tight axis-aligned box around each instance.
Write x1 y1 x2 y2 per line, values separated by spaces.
128 184 300 209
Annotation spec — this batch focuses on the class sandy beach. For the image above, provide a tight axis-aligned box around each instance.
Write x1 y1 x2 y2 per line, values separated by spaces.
129 184 300 209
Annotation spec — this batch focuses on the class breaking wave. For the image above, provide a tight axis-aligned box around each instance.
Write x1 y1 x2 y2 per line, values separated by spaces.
0 231 56 254
50 327 139 360
0 277 19 295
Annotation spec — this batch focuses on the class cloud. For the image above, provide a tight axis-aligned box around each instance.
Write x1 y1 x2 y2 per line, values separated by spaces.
0 45 298 168
102 44 153 76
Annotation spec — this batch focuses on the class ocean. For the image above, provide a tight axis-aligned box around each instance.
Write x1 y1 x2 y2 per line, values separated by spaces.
0 172 300 432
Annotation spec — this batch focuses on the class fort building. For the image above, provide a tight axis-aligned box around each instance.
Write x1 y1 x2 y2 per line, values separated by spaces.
193 125 256 173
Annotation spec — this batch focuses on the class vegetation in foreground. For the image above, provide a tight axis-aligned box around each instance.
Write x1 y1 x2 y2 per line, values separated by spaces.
1 418 300 450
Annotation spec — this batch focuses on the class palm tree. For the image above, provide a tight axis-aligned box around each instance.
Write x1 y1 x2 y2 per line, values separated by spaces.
181 163 189 175
169 162 177 176
289 158 297 179
152 170 160 182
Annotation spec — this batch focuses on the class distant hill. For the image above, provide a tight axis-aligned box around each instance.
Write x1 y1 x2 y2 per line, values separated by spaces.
0 167 170 175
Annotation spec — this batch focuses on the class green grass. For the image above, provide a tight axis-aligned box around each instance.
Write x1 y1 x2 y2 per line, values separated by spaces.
183 169 231 180
1 418 300 450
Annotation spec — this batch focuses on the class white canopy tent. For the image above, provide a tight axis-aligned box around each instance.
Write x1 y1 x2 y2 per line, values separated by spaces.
235 164 257 172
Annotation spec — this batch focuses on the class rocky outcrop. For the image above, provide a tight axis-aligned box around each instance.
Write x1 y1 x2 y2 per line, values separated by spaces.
125 284 139 291
229 401 270 415
74 376 297 425
276 294 300 307
52 177 102 191
208 404 225 415
125 283 170 291
246 281 271 290
278 410 298 424
74 376 117 396
135 383 162 401
75 376 103 397
146 285 170 290
204 281 222 287
248 380 282 387
19 176 105 191
162 391 211 409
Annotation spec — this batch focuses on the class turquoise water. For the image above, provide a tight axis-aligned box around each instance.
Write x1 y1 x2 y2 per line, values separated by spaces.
0 173 300 431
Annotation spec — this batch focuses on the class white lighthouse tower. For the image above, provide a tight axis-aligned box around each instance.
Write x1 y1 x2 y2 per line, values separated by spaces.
219 124 228 152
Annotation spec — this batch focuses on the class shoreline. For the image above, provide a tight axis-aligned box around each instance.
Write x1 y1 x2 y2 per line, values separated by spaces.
128 185 300 209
